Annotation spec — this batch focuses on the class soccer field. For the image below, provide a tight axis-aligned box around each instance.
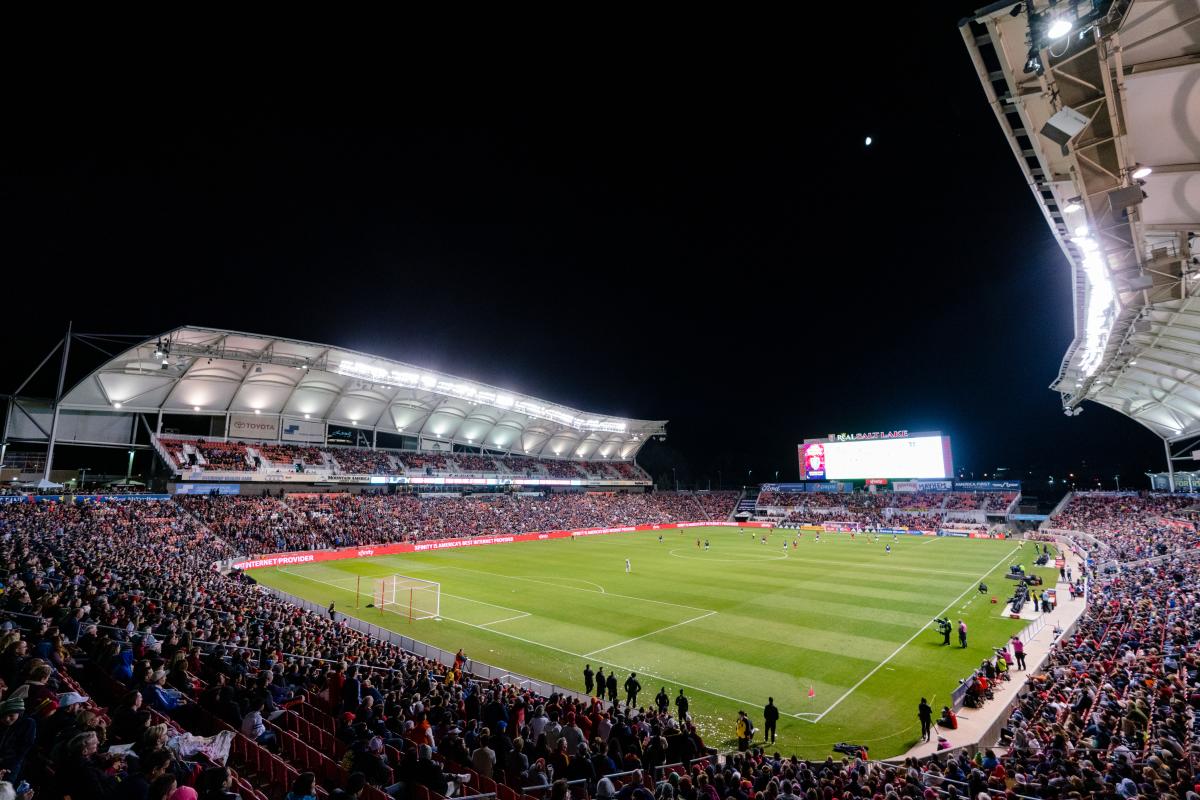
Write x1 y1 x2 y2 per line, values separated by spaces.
253 528 1058 759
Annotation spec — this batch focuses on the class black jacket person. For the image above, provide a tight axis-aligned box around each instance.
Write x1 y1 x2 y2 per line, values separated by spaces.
763 698 780 743
624 673 641 705
606 672 618 703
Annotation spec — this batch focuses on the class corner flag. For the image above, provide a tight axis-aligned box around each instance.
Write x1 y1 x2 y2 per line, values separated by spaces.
808 686 815 699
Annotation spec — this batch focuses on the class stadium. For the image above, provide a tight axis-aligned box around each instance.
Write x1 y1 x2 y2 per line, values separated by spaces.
0 2 1196 798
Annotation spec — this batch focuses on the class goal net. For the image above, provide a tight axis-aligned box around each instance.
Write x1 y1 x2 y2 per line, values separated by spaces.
373 574 441 621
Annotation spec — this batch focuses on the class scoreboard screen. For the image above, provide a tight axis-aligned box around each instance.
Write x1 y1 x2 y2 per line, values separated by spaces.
799 433 953 480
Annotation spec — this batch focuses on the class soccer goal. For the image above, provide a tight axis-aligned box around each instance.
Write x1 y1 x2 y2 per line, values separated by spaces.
371 574 441 621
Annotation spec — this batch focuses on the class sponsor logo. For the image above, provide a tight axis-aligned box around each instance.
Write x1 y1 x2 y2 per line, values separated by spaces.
832 430 909 442
233 553 316 570
357 549 375 557
231 421 277 431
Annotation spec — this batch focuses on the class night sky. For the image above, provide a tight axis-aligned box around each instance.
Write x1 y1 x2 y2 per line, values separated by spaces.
0 8 1173 492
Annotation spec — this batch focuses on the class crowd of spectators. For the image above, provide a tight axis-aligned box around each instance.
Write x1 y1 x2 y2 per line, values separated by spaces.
159 438 649 483
162 438 252 472
0 479 1198 799
329 450 403 476
256 445 326 468
759 491 1020 531
175 491 739 555
1049 492 1200 561
452 456 498 472
0 496 728 799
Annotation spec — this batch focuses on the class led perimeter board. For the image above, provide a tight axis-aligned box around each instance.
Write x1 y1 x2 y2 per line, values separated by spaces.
798 431 953 480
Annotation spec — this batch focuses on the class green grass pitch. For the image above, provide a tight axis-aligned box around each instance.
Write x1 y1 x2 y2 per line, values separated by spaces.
253 528 1059 759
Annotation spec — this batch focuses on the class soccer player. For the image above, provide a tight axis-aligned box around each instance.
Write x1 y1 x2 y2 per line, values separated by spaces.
658 534 663 543
696 537 701 549
885 543 892 554
815 532 821 544
625 558 632 574
704 538 710 550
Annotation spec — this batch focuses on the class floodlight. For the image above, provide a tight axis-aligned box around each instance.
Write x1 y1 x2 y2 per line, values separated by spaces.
1063 201 1082 213
254 409 261 415
1047 18 1072 39
304 413 310 419
112 402 122 408
1132 166 1152 179
193 406 201 412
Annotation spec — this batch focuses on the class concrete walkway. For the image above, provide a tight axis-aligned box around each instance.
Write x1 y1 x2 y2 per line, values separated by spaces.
895 541 1087 760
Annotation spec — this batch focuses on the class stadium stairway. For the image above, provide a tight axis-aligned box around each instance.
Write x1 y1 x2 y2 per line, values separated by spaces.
735 490 757 519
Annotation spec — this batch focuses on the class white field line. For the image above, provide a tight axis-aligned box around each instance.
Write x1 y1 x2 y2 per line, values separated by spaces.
440 591 527 615
582 611 717 658
802 544 1021 723
478 613 532 627
277 564 769 712
513 575 607 593
282 569 529 626
441 565 715 614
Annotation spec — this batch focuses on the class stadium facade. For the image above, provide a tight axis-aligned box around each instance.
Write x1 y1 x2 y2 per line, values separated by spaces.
2 325 666 487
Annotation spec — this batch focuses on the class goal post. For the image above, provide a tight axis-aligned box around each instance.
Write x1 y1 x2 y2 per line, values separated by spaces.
374 574 441 621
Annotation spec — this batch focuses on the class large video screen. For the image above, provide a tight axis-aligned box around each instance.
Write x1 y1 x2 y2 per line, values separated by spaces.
799 435 953 480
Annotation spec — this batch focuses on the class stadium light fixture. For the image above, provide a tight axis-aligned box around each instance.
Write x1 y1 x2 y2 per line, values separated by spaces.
1073 225 1089 237
1132 166 1152 179
304 413 310 419
194 406 201 412
112 402 122 408
1047 18 1072 39
254 409 261 415
1063 201 1082 213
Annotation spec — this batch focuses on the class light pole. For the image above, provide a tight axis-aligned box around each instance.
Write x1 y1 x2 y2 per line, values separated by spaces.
126 450 135 484
774 469 780 482
672 467 678 492
1114 474 1121 490
79 467 89 491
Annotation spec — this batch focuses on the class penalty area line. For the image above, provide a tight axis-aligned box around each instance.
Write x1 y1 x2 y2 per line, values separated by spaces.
582 611 717 658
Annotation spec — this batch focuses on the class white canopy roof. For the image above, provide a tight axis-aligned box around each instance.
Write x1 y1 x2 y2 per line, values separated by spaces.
59 326 666 460
961 0 1200 440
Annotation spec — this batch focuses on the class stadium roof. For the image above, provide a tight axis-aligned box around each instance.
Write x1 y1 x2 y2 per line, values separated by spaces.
55 325 666 460
961 0 1199 441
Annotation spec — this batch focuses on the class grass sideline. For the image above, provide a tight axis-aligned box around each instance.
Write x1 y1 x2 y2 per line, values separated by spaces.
253 527 1059 759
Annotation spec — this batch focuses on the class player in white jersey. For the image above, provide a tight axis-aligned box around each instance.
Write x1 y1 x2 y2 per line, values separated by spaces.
625 558 632 574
